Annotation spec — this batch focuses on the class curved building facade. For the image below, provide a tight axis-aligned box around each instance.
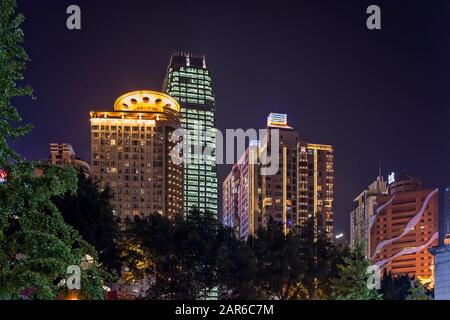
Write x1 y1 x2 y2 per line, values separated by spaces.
90 90 183 221
369 174 438 286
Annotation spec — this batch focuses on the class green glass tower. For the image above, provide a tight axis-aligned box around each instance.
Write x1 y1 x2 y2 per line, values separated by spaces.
163 52 218 217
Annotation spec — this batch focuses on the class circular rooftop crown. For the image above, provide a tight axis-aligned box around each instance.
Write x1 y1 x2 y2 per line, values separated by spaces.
114 90 180 113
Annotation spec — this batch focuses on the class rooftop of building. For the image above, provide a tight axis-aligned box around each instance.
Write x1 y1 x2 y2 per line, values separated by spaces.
113 90 180 113
388 172 422 194
266 113 293 129
90 90 181 122
168 52 208 69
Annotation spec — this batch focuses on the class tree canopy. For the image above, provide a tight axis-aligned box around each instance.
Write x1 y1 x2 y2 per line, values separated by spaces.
0 162 108 299
0 1 108 299
0 0 32 166
55 172 121 276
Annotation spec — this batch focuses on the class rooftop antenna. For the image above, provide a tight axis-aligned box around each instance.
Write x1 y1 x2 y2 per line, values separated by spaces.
378 161 382 178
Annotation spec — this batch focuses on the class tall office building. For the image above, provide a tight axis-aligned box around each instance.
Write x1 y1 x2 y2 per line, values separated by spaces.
223 113 334 241
48 143 90 176
223 143 261 239
163 52 218 217
260 113 299 236
90 90 183 222
350 175 388 257
296 142 334 242
369 174 438 285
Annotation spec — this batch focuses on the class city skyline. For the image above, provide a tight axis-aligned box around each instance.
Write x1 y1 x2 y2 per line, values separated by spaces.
11 0 450 241
223 113 334 241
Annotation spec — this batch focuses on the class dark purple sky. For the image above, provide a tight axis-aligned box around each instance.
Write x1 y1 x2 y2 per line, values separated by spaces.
13 0 450 241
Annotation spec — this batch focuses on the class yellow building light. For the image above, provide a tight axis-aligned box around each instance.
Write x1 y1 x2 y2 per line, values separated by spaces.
114 90 180 113
307 143 333 152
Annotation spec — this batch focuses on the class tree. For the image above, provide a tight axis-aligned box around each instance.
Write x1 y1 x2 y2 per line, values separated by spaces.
55 172 121 275
0 2 108 299
0 162 108 299
298 216 346 299
123 208 220 300
379 271 411 300
0 0 33 166
331 243 382 300
251 221 305 300
217 227 258 299
406 280 433 300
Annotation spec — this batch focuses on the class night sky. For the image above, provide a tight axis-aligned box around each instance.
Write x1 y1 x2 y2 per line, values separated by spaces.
13 0 450 242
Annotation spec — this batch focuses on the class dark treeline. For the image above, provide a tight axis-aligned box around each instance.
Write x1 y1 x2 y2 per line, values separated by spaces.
116 207 385 300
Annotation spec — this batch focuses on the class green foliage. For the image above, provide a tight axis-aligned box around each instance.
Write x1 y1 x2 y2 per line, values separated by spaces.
251 222 305 300
379 271 412 300
297 216 345 299
0 162 108 299
55 172 121 276
331 243 382 300
0 0 33 166
217 228 258 299
123 213 365 300
123 208 220 299
405 280 433 300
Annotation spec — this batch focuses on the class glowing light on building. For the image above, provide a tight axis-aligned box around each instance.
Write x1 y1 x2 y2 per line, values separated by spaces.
163 52 218 217
388 172 395 184
90 90 183 222
267 113 292 128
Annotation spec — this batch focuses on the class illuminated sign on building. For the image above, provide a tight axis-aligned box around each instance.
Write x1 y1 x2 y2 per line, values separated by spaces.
267 113 287 126
267 113 292 128
0 169 7 184
388 172 395 185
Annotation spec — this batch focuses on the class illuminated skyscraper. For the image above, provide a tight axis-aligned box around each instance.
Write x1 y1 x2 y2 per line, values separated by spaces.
223 113 334 241
296 142 334 242
370 174 438 285
223 143 261 239
260 113 299 236
350 175 388 257
90 90 183 222
163 52 218 217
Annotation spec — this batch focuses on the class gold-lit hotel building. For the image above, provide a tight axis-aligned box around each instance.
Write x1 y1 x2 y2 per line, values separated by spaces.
90 90 183 220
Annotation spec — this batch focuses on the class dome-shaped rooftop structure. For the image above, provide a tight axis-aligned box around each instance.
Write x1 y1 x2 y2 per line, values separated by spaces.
114 90 180 113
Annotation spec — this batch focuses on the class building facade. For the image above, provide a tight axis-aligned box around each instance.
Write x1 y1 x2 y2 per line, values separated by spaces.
48 143 90 176
163 52 218 217
350 175 388 257
90 90 183 221
369 174 438 285
222 144 261 239
260 114 299 236
223 113 334 241
296 142 334 242
430 245 450 300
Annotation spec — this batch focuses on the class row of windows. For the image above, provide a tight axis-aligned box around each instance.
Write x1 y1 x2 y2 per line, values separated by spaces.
92 125 162 132
183 109 214 116
178 67 209 75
